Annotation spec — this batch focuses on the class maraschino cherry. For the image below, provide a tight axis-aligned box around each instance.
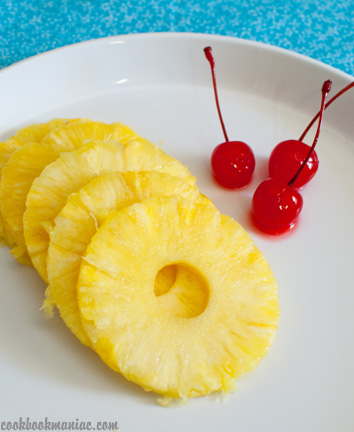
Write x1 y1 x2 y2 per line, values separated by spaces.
269 139 319 189
204 47 255 189
252 79 332 235
269 80 354 188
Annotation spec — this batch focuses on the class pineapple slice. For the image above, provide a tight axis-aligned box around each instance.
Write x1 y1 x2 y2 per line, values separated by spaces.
45 170 204 346
0 118 82 174
0 118 82 243
0 121 140 262
24 140 196 282
77 196 280 402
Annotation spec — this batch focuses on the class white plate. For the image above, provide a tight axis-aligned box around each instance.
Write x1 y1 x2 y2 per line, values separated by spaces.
1 33 353 431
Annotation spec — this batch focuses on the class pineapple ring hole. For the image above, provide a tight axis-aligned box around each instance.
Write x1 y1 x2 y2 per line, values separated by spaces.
154 263 210 319
154 264 178 296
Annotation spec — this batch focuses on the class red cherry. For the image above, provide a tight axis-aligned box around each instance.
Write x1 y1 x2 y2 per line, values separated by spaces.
252 178 303 234
269 79 337 188
269 140 319 188
211 141 256 188
252 80 332 235
204 46 255 189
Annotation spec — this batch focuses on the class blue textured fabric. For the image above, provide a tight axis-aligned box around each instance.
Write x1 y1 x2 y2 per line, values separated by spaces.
0 0 353 75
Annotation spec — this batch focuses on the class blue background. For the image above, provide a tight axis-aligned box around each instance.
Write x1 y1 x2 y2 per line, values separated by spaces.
0 0 353 75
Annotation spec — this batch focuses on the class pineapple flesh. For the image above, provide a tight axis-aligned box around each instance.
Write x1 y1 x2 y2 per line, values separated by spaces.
0 118 82 175
77 196 280 402
46 170 203 346
0 119 82 243
0 121 139 262
24 140 196 282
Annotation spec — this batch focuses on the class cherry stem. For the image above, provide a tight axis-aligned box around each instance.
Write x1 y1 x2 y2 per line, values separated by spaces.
288 80 332 187
204 46 229 142
299 81 354 142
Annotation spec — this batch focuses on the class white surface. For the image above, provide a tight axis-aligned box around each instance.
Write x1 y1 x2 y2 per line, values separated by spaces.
1 33 353 431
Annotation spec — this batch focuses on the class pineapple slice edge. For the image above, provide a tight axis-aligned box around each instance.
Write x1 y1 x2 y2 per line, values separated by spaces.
0 118 85 246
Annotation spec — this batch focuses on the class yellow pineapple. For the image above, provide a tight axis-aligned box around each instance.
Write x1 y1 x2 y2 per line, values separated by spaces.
0 118 82 242
0 118 83 174
24 140 196 282
0 121 140 263
45 170 205 346
77 196 280 403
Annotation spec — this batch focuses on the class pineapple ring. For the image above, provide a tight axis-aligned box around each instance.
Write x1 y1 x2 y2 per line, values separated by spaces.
24 140 196 282
0 120 139 262
45 170 204 346
77 196 280 401
0 118 82 244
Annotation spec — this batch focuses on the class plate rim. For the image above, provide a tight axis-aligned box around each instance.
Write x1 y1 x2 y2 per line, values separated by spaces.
1 31 353 82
